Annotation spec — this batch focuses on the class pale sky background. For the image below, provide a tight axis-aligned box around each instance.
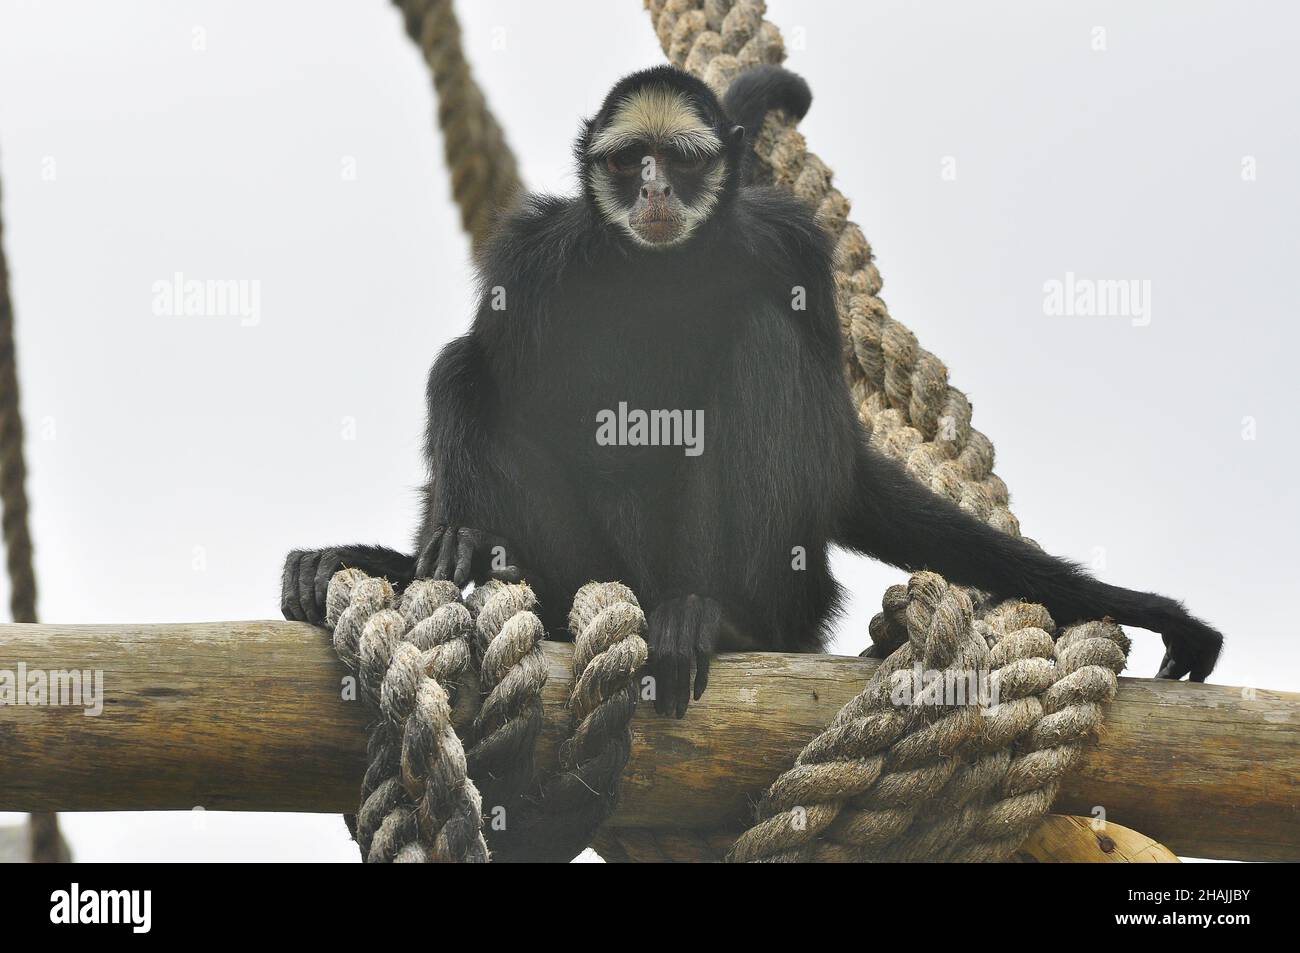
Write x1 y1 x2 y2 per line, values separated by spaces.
0 0 1296 861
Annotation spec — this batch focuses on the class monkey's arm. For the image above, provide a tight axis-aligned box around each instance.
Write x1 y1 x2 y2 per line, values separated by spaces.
836 443 1224 680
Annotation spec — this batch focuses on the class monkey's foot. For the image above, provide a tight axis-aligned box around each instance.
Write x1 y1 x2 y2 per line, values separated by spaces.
646 594 720 718
416 525 524 588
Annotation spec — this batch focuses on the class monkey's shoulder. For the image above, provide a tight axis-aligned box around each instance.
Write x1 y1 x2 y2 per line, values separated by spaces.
476 194 593 291
729 186 834 282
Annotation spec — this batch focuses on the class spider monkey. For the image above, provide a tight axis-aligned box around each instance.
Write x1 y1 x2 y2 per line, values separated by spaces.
282 65 1223 717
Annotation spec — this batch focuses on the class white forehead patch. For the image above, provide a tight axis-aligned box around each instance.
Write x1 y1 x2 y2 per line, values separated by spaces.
587 86 722 158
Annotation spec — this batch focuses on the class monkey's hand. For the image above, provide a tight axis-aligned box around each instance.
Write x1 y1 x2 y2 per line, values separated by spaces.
416 525 525 588
646 594 720 718
280 548 351 626
1154 612 1224 682
281 544 415 626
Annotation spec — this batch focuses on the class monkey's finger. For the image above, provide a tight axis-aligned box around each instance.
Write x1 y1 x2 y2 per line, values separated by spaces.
651 657 671 716
299 552 323 626
281 550 307 621
415 527 445 578
674 652 691 719
314 553 341 624
453 530 475 588
693 649 711 701
433 527 459 580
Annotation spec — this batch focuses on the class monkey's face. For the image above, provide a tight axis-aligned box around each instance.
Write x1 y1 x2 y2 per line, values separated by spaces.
585 85 732 249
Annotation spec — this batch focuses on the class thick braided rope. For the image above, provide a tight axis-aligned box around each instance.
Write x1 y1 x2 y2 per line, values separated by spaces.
0 163 36 625
325 571 643 862
462 579 549 832
944 617 1129 862
730 575 1128 862
327 568 488 862
353 577 478 837
564 581 648 815
393 0 523 253
486 581 648 862
728 573 986 862
866 602 1059 860
872 605 1127 861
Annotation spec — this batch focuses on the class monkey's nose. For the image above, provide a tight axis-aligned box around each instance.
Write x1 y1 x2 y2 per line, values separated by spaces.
640 183 671 199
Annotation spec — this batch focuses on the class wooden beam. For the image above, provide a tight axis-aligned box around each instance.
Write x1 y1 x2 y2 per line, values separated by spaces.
0 622 1295 861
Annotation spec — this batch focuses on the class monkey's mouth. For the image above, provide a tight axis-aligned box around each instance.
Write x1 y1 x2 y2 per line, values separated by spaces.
629 213 686 245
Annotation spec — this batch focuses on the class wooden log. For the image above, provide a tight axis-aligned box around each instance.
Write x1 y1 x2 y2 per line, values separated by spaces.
0 622 1295 861
1014 816 1179 863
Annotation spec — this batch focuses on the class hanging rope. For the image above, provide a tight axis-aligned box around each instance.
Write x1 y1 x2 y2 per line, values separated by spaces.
391 0 523 253
0 160 36 629
0 150 66 864
325 569 646 862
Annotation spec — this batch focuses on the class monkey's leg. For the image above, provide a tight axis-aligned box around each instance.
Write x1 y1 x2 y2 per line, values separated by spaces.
280 544 414 625
839 444 1223 681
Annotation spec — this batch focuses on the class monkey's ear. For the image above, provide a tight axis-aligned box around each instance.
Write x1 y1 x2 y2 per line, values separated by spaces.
729 124 745 145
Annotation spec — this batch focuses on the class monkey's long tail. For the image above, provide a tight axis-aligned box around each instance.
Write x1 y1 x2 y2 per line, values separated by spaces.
722 65 812 185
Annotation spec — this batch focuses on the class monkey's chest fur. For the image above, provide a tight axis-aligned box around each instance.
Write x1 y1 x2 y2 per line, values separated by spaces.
519 264 740 483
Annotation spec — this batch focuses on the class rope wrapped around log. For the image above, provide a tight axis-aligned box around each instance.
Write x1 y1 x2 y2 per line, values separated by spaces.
327 569 486 862
726 572 1129 862
325 569 646 862
471 580 649 862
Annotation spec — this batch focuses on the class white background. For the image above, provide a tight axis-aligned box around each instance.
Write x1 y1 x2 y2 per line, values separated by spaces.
0 0 1295 861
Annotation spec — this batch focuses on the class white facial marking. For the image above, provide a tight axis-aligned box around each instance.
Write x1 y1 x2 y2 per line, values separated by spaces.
587 86 727 248
587 87 722 160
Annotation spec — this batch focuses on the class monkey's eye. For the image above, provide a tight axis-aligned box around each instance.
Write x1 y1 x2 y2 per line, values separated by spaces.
670 151 708 173
605 147 643 175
